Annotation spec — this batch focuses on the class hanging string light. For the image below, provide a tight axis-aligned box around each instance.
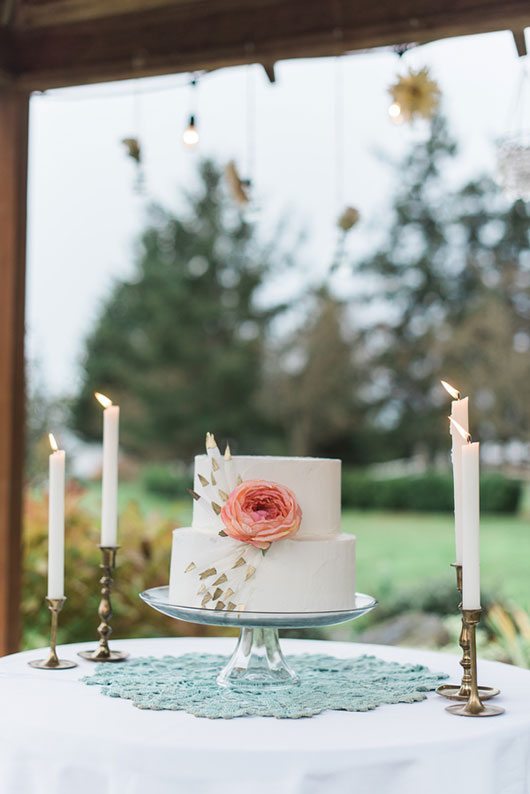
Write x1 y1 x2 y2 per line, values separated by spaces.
182 75 200 148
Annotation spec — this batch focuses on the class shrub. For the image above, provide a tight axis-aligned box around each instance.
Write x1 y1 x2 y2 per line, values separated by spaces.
342 470 522 514
22 486 221 650
141 464 191 499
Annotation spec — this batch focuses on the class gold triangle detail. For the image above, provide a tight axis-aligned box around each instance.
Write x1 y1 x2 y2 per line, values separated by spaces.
184 562 196 573
198 474 209 488
212 573 228 586
212 458 220 472
232 557 246 569
199 567 217 580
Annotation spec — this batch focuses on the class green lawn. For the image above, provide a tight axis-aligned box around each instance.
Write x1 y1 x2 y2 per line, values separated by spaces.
84 481 530 608
343 510 530 609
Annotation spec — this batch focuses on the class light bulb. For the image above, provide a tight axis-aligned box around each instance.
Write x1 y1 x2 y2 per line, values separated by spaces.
182 114 199 148
388 102 403 124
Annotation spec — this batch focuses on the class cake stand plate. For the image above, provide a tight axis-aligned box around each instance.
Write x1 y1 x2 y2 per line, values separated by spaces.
140 586 377 690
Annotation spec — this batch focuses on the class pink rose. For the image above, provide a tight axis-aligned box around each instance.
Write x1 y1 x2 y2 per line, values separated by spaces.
220 480 302 550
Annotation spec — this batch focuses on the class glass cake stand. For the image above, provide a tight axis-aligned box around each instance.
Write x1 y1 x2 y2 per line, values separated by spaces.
140 586 377 689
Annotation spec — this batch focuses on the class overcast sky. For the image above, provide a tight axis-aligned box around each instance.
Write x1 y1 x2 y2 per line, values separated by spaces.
26 30 525 396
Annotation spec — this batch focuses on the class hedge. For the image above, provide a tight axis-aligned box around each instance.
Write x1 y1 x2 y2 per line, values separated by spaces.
341 470 522 514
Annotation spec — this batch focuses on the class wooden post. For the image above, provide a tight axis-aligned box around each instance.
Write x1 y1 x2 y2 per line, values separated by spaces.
0 87 29 655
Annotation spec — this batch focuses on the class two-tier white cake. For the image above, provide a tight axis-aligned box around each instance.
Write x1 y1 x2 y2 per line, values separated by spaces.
169 441 356 612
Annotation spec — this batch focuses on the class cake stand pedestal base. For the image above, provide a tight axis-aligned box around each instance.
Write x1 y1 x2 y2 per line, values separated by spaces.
217 627 299 689
139 586 377 689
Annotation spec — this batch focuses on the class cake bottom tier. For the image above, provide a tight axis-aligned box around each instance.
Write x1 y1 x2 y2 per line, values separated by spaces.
169 527 356 612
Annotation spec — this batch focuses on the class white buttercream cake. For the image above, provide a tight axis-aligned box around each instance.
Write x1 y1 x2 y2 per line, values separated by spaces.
168 446 356 612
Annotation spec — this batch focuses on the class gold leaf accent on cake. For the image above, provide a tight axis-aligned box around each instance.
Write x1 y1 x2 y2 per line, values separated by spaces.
184 562 196 573
219 490 229 502
218 530 228 537
206 432 217 450
227 602 237 611
212 573 228 586
215 601 226 610
224 588 234 599
212 458 220 472
245 565 256 581
232 557 246 569
187 489 201 501
211 501 222 515
201 592 212 606
213 587 223 600
224 444 232 460
211 471 217 486
198 474 209 488
197 584 206 594
199 567 217 580
236 475 243 485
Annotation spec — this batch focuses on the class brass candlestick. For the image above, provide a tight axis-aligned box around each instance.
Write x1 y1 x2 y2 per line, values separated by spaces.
28 597 77 670
78 546 129 663
436 563 499 701
446 609 504 717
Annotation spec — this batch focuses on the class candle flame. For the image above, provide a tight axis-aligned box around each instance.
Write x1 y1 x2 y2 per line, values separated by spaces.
441 380 461 400
449 416 471 443
95 392 113 409
48 433 59 452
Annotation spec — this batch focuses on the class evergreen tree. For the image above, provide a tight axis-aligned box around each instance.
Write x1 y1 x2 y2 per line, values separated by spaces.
354 114 530 454
263 287 366 458
72 160 284 459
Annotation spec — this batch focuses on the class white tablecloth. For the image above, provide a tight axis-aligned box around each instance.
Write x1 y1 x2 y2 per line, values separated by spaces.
1 637 529 794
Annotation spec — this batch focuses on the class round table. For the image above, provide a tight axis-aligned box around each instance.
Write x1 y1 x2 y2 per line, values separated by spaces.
1 637 529 794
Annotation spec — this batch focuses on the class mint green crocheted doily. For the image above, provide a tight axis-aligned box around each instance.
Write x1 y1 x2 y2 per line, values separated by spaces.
82 653 447 719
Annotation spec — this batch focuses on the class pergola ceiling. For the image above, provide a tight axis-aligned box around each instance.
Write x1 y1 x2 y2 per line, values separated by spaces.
0 0 529 90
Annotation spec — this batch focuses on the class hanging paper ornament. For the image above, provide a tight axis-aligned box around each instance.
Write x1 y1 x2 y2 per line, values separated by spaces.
225 160 251 206
337 206 360 233
388 67 441 124
497 136 530 200
496 67 530 200
122 137 142 164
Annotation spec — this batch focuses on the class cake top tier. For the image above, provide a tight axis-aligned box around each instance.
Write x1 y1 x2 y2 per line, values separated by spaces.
192 454 341 538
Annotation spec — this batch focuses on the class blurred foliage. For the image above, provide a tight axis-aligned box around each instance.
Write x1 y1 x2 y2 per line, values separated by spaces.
486 603 530 668
71 159 289 460
341 470 522 513
141 463 192 500
262 286 369 459
22 486 222 649
353 113 530 457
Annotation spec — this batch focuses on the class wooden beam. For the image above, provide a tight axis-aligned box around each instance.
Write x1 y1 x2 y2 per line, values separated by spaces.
9 0 530 90
512 28 527 57
261 62 276 83
13 0 190 29
0 87 28 655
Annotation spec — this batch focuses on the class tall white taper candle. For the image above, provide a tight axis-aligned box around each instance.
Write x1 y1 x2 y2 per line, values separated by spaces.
96 393 120 546
48 434 65 599
442 382 469 564
462 441 481 610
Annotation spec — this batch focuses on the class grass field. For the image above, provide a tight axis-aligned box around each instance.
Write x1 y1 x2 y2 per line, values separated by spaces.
84 481 530 609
